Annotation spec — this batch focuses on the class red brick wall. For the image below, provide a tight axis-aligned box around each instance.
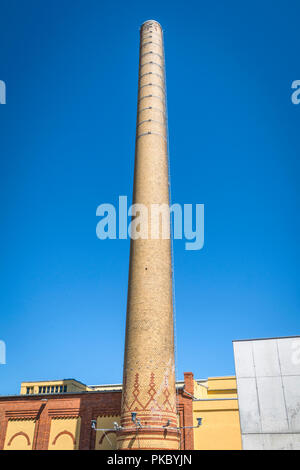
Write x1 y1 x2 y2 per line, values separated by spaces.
0 382 194 450
176 372 194 450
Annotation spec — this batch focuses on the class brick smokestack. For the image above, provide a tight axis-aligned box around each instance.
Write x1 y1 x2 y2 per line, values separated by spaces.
117 20 179 450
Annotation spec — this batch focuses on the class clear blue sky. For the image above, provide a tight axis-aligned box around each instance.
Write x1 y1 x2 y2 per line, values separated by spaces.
0 0 299 395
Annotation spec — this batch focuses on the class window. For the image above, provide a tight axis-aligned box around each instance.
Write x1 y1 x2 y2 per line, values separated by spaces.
63 385 67 393
43 386 46 393
59 385 63 393
55 386 59 393
39 386 42 394
47 386 50 393
51 386 54 393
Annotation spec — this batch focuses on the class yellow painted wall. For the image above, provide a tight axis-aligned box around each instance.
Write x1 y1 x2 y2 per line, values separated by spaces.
48 417 81 450
193 409 242 450
95 416 120 450
206 376 238 396
20 379 88 395
193 377 242 450
4 419 36 450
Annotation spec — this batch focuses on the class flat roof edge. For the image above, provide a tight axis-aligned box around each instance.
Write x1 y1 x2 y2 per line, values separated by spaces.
233 335 300 342
0 390 123 399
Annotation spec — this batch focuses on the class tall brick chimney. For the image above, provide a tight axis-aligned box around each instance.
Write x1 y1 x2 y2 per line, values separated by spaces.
117 20 179 450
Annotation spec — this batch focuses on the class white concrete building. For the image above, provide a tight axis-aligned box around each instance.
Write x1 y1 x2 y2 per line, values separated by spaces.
233 336 300 450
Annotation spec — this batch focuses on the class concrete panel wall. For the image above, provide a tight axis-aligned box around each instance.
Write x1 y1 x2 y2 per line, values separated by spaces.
233 336 300 450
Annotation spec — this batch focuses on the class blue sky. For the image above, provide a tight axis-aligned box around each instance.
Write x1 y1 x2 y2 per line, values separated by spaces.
0 0 299 395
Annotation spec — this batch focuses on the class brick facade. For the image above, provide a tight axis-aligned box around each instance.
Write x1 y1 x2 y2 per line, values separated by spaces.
0 373 194 450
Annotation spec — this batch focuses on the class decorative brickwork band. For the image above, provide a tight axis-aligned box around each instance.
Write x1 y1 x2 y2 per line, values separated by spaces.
7 431 31 447
52 430 76 446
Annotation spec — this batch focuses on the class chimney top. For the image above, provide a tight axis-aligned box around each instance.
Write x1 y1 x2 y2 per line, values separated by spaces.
140 20 162 30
